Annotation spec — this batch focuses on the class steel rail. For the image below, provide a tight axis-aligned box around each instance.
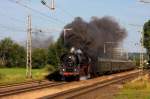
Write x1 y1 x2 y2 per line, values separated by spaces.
0 79 48 88
0 81 67 97
39 71 139 99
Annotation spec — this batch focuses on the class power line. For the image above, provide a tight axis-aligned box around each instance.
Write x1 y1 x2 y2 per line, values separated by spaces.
0 9 62 32
41 0 74 21
0 9 25 26
8 0 66 25
0 22 62 34
56 4 74 19
32 27 61 34
0 1 63 32
0 24 26 32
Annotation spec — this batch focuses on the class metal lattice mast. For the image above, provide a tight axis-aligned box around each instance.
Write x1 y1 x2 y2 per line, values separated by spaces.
140 31 144 76
29 15 32 78
26 16 29 78
26 15 32 78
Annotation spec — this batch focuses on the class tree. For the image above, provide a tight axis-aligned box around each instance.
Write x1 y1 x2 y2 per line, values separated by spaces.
47 43 59 68
47 38 68 68
0 38 12 66
143 20 150 58
0 38 26 67
32 48 48 68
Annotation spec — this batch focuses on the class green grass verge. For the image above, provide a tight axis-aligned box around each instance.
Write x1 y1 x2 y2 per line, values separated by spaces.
115 75 150 99
0 68 51 85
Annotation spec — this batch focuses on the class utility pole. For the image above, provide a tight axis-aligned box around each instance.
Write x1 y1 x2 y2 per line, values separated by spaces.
140 31 144 76
26 16 29 77
128 24 145 76
26 15 32 78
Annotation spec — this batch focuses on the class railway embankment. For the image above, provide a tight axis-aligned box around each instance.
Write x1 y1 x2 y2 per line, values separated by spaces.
115 73 150 99
1 70 141 99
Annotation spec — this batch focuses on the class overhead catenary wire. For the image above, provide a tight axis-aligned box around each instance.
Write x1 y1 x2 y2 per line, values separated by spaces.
7 0 66 25
41 0 74 18
5 0 70 32
56 3 74 19
32 27 61 34
0 22 62 34
0 8 62 34
0 10 25 26
0 0 64 41
0 24 26 32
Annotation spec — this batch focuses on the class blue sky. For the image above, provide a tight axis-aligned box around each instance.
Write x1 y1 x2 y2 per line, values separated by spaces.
0 0 150 52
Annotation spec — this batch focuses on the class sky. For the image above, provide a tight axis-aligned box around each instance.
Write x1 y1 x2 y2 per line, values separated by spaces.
0 0 150 52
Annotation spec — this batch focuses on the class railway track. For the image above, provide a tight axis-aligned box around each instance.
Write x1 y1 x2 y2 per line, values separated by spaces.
39 70 140 99
0 80 67 97
0 79 49 88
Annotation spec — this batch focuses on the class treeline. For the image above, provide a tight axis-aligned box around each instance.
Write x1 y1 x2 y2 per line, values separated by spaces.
0 37 65 69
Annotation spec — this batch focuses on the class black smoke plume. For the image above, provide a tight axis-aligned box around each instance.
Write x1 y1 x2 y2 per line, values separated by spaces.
60 16 127 59
32 33 53 49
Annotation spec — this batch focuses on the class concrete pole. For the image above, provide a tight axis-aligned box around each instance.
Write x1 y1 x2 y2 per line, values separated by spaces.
51 0 55 10
26 16 29 78
140 31 144 76
26 15 32 78
126 51 129 60
29 15 32 78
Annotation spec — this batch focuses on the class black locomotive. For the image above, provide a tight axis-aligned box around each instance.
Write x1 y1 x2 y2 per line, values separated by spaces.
59 48 91 80
59 48 136 81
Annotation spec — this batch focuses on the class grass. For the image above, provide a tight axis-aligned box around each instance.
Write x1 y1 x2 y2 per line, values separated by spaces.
115 75 150 99
0 68 51 85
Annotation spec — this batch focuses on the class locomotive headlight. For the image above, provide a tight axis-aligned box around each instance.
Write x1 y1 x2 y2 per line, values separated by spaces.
62 69 65 72
74 69 77 72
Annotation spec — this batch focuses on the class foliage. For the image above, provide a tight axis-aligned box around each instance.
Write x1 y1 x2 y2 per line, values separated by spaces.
32 48 48 68
144 20 150 56
0 38 26 67
47 43 59 68
44 64 55 72
128 52 148 68
47 38 67 68
0 36 66 69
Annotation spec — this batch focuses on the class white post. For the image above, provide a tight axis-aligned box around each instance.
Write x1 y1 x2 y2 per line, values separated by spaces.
51 0 55 10
26 15 32 78
26 16 29 78
29 15 32 78
104 43 106 54
126 51 129 60
63 28 72 45
140 31 144 76
41 0 55 11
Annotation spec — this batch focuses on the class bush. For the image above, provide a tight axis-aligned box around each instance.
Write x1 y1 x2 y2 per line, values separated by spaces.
44 64 56 72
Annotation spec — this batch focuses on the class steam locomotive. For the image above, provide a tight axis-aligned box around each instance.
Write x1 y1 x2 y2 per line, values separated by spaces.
59 48 91 80
59 47 136 80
